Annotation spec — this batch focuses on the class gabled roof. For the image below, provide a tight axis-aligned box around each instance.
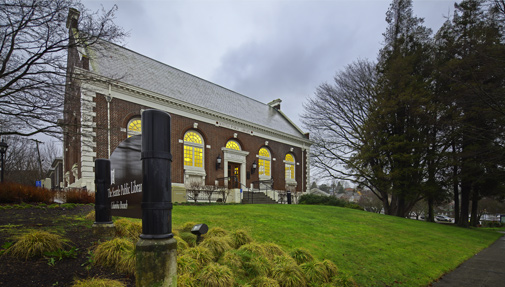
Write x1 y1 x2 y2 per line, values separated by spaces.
85 41 308 140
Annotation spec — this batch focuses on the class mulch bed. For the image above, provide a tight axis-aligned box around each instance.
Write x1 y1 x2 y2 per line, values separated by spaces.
0 204 135 287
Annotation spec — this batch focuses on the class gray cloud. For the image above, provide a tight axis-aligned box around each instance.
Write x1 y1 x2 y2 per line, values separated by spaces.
82 0 458 129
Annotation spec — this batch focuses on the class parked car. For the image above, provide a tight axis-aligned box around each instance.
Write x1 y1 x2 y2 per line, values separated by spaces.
435 215 453 222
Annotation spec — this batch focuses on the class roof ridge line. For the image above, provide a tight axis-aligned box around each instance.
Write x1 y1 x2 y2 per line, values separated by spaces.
101 40 269 107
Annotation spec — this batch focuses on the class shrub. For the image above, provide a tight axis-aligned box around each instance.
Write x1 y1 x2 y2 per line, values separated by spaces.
93 238 136 275
290 248 314 265
229 229 253 248
251 276 280 287
271 255 306 287
114 218 142 241
0 182 54 203
4 230 67 260
65 188 95 204
71 278 126 287
177 254 198 275
197 263 235 287
298 194 346 207
183 246 213 267
199 236 232 260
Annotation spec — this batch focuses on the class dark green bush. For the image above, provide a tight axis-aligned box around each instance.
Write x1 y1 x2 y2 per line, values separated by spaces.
298 194 346 207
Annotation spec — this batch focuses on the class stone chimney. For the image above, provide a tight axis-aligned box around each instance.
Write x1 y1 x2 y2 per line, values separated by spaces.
268 99 282 110
66 8 80 29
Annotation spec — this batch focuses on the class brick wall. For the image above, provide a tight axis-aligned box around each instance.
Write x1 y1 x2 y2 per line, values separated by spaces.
92 96 307 192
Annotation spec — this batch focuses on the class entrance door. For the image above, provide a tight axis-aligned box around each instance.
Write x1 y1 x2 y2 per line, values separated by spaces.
228 163 240 189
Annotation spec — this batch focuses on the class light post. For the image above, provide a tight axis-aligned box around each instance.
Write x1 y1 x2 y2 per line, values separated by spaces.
0 139 8 183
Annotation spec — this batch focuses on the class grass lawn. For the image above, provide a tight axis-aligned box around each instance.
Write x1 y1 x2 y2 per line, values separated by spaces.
171 204 502 286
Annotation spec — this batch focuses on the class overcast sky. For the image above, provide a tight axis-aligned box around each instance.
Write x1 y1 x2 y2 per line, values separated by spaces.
81 0 458 130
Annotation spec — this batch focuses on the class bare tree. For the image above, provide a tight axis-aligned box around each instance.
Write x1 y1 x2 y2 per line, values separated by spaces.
3 135 60 185
0 0 126 138
302 60 388 205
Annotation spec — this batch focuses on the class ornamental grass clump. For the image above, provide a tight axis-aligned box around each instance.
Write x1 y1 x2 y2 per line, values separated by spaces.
206 227 228 238
174 235 189 253
179 221 197 232
84 210 95 221
290 247 314 265
197 262 235 287
218 250 243 274
4 230 67 260
300 260 328 284
93 238 136 275
200 236 232 260
261 242 287 260
321 259 338 278
271 255 307 287
183 246 213 267
229 229 253 248
178 273 197 287
177 254 199 275
238 242 267 257
114 218 141 241
71 278 126 287
251 276 281 287
179 231 197 247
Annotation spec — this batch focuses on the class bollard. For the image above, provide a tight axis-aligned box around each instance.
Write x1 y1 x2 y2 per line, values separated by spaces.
92 159 114 238
136 109 177 287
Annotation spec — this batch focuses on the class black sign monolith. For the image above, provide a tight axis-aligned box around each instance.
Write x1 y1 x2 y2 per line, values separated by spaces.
95 159 112 224
109 135 142 218
139 109 173 239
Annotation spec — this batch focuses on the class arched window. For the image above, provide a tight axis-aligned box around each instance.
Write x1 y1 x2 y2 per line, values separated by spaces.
285 153 295 181
127 118 141 138
184 131 204 168
258 147 271 179
225 140 241 151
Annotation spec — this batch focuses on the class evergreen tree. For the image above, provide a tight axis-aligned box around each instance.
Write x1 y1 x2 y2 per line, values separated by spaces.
355 0 435 217
435 0 505 227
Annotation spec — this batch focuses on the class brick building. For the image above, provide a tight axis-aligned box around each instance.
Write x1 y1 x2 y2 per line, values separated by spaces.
63 9 311 202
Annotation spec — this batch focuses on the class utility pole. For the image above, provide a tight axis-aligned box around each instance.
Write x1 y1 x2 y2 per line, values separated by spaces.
31 139 44 180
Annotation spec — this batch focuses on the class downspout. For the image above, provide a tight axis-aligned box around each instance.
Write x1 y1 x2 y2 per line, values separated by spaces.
301 145 305 193
105 84 112 158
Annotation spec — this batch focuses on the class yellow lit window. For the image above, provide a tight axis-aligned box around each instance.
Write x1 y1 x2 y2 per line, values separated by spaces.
226 140 241 150
285 154 295 180
184 131 204 168
259 159 271 176
184 132 203 144
127 118 141 138
258 147 271 178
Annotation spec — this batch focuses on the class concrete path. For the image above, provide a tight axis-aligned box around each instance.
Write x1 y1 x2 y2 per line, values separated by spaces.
432 233 505 287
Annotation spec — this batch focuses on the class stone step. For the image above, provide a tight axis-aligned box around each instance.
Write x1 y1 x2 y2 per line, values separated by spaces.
242 191 277 204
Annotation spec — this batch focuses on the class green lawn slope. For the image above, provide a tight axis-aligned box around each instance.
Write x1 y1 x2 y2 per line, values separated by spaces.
172 204 502 286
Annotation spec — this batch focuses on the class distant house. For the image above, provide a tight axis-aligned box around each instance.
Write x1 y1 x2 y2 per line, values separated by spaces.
62 9 311 203
336 188 362 203
309 188 331 197
47 158 63 190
